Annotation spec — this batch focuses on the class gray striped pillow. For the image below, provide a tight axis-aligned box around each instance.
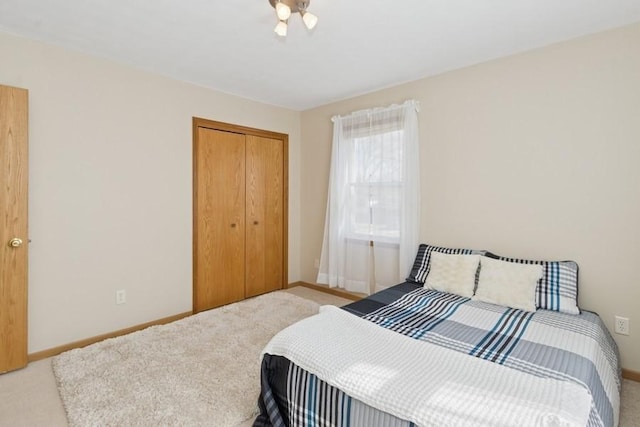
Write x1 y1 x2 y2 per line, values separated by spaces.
407 243 485 284
485 252 580 315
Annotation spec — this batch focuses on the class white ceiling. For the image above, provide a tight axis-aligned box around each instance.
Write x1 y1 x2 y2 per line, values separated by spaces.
1 0 640 111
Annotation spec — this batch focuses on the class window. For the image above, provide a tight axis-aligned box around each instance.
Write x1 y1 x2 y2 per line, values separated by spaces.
348 130 403 243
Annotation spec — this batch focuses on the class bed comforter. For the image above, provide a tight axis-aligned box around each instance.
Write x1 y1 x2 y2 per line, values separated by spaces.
254 283 620 427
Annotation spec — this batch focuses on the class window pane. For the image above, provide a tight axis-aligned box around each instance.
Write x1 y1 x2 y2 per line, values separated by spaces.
346 125 404 242
352 130 403 183
370 184 401 241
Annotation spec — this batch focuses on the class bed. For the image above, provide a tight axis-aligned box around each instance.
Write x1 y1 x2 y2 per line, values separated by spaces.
254 244 621 427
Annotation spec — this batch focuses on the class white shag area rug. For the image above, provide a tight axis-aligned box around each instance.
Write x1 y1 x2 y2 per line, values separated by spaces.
52 291 320 427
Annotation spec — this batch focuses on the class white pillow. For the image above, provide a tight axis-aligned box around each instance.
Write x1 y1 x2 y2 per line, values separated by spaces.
473 256 543 312
424 252 481 298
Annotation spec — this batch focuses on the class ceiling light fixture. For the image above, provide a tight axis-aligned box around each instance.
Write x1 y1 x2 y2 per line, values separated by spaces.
269 0 318 37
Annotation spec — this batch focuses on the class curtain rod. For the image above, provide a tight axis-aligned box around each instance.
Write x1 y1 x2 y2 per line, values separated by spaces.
331 99 420 123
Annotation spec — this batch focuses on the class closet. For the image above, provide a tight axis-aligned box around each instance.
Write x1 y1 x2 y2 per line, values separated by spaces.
193 118 287 312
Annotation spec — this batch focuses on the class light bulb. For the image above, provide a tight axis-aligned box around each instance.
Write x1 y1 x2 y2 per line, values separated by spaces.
275 2 291 20
302 11 318 30
274 20 288 37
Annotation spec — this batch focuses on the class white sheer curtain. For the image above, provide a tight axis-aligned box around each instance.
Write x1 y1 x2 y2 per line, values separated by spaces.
317 100 420 294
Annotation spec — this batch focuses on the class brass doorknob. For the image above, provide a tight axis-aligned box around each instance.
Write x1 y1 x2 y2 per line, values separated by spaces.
8 238 23 248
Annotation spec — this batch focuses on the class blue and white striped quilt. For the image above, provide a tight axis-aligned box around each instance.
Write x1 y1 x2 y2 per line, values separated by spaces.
255 286 620 427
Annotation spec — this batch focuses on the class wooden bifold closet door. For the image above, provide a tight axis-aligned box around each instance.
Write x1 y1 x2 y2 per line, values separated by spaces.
193 119 287 313
245 135 284 298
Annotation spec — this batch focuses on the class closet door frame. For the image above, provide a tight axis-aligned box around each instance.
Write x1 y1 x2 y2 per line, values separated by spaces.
192 117 288 312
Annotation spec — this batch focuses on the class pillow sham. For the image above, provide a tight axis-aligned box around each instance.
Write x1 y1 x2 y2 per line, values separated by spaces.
407 243 485 284
424 252 481 298
473 256 543 312
485 252 580 315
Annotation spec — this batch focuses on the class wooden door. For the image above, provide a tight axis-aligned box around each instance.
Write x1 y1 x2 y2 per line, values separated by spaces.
245 135 284 297
194 127 246 312
0 85 28 373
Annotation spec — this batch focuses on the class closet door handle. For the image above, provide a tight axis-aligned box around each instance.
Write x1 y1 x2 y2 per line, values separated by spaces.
231 223 237 228
253 221 259 225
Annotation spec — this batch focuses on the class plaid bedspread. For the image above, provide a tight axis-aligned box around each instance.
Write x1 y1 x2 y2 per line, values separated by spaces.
254 283 620 427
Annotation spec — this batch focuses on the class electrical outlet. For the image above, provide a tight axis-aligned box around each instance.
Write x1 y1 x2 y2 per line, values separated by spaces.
116 289 126 305
614 316 629 335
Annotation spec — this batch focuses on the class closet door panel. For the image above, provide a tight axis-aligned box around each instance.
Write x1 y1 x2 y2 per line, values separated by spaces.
194 128 246 311
245 135 284 297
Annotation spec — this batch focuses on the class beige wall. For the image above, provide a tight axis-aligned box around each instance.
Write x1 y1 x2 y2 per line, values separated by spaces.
0 31 301 353
301 23 640 371
2 20 639 371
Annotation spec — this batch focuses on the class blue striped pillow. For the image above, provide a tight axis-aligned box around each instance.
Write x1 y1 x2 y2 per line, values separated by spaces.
485 252 580 315
407 243 485 284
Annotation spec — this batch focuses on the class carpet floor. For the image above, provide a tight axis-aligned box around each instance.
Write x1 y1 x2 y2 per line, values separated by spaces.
52 291 319 427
